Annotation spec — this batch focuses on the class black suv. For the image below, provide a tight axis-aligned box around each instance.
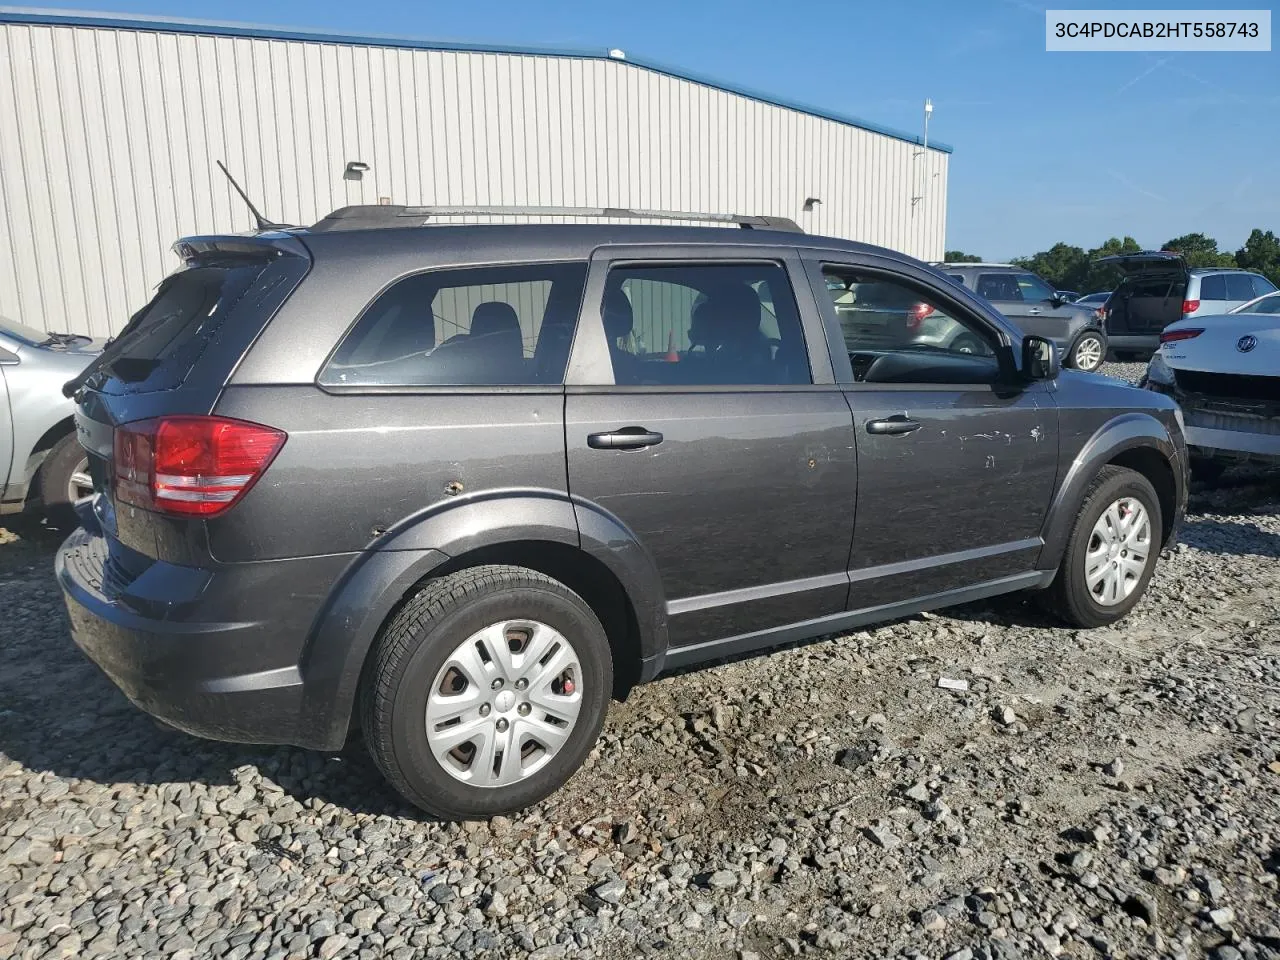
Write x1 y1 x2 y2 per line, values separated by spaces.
58 206 1188 819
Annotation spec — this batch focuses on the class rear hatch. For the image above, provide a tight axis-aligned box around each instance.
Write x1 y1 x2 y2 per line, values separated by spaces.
68 235 310 565
1096 252 1188 334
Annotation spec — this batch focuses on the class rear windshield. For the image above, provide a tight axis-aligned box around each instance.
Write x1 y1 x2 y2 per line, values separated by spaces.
84 259 273 393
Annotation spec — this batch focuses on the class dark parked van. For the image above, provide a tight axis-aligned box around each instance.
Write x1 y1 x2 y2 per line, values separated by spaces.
58 206 1187 818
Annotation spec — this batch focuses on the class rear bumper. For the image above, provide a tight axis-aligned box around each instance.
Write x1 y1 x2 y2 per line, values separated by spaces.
56 527 351 749
1106 334 1159 355
1184 418 1280 463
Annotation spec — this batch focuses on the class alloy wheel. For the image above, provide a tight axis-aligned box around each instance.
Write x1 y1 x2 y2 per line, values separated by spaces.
1073 336 1103 371
67 457 93 503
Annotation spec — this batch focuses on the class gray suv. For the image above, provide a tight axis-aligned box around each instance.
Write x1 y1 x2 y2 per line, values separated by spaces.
58 206 1188 819
940 263 1108 372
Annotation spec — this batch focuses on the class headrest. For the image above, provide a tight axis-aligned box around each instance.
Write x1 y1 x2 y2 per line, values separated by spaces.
603 288 634 340
470 302 521 341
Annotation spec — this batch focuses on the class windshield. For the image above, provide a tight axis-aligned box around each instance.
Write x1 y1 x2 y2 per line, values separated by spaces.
0 315 52 346
1232 293 1280 315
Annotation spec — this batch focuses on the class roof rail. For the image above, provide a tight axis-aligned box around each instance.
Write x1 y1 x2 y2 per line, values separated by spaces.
308 204 804 233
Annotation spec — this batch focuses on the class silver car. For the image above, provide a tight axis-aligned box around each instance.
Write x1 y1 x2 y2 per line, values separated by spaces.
0 316 105 514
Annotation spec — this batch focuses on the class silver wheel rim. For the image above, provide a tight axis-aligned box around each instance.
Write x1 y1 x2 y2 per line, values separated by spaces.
1085 497 1152 606
1074 336 1103 370
425 619 582 787
68 457 93 503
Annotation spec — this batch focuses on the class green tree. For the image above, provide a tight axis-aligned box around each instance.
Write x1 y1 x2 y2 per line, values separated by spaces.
944 250 982 263
1011 242 1088 291
1162 232 1236 268
1081 236 1142 293
1235 228 1280 287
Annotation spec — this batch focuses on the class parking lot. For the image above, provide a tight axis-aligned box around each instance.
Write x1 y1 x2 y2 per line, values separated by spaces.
2 363 1278 960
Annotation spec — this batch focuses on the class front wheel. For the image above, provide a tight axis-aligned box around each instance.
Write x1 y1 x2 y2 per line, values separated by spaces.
1068 332 1106 372
361 565 613 819
1040 465 1162 628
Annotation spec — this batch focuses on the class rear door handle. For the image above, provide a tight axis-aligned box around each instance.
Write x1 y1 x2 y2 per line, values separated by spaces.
1027 307 1041 315
865 415 921 436
587 427 664 450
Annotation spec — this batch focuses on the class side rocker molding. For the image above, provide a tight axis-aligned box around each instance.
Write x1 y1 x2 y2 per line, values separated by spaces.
1036 412 1180 572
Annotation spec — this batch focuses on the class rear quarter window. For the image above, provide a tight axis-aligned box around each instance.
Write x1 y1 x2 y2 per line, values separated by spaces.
320 262 588 387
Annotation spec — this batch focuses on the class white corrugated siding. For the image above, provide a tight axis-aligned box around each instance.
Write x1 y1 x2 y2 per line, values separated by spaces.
0 22 949 336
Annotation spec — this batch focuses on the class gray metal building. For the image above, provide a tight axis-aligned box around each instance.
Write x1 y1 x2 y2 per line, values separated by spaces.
0 8 952 337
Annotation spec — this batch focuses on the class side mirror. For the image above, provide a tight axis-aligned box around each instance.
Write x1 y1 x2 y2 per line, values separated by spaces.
1022 335 1060 381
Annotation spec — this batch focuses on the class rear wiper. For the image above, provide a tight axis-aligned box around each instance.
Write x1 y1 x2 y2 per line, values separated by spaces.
38 331 91 346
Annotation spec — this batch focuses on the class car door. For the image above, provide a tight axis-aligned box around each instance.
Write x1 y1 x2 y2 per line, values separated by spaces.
806 256 1060 611
0 346 13 497
564 246 857 651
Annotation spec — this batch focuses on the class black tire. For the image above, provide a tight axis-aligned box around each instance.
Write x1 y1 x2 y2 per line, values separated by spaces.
360 564 613 819
950 333 983 355
1067 331 1106 372
1189 457 1227 484
1040 465 1162 629
38 432 90 512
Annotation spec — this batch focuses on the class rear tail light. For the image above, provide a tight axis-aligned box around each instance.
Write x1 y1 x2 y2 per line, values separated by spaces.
114 416 286 517
907 302 934 331
1159 328 1203 344
1181 299 1200 315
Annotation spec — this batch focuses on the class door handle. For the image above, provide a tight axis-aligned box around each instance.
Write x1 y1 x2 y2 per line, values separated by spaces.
1027 307 1041 315
865 415 921 436
587 427 665 450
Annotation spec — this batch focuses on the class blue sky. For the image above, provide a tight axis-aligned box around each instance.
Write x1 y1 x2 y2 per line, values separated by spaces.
29 0 1280 259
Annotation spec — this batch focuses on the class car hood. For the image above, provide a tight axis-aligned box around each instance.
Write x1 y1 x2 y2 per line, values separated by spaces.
1095 252 1187 276
1160 315 1279 376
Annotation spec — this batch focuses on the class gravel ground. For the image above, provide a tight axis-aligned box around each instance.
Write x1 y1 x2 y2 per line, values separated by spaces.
3 362 1278 960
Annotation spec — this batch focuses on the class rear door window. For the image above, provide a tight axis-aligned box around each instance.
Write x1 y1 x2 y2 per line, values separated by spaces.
602 262 810 386
1199 275 1227 300
1226 274 1256 301
1253 275 1278 297
321 262 587 386
976 274 1021 301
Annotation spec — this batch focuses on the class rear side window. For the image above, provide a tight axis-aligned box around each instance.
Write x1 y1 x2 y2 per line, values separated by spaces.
976 274 1021 301
1199 275 1227 300
1226 274 1256 301
602 262 810 386
1254 275 1278 297
88 260 272 391
321 263 587 387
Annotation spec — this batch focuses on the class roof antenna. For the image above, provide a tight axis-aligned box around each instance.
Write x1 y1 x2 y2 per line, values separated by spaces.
216 160 283 231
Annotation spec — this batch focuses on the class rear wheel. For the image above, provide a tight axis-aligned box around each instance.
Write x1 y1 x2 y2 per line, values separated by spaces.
39 433 92 512
361 565 612 819
1041 466 1162 628
1068 332 1105 372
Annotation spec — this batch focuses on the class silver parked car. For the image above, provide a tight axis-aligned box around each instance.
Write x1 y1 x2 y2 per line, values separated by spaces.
0 315 105 514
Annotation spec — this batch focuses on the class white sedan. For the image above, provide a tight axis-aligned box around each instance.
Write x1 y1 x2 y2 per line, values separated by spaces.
1142 290 1280 480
